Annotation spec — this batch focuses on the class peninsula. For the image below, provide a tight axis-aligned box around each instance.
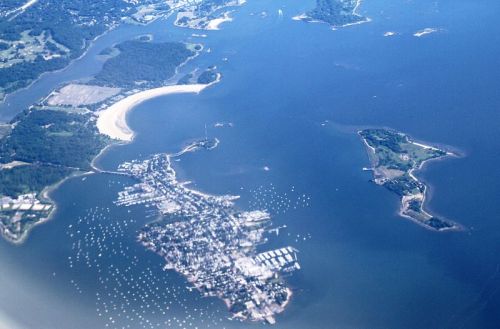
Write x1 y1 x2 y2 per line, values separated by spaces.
0 0 172 102
0 39 219 243
359 128 459 231
0 0 241 102
168 0 244 30
115 141 300 324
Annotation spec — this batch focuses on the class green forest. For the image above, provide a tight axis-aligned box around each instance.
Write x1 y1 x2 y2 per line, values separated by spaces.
0 109 109 197
0 0 171 98
0 164 72 197
307 0 365 26
94 41 194 88
0 109 108 170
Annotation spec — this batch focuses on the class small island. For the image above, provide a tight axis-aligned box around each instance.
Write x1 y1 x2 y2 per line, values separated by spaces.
359 128 459 231
294 0 370 29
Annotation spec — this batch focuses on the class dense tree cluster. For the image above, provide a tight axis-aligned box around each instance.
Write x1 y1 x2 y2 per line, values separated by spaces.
0 0 171 97
177 73 194 85
0 109 110 197
361 128 446 172
383 175 424 197
197 70 218 84
0 110 108 170
360 129 407 153
0 164 72 197
307 0 365 26
94 41 194 88
0 56 67 95
408 199 423 212
427 217 453 229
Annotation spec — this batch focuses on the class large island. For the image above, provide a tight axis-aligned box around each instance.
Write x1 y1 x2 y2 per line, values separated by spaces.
359 128 459 231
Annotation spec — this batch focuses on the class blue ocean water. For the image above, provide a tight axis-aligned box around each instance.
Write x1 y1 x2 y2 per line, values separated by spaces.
1 0 500 328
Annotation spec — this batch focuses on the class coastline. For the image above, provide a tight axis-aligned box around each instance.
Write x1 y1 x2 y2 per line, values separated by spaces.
1 75 221 244
402 151 462 232
293 13 371 30
2 169 95 245
2 73 219 244
96 76 221 142
358 130 461 232
206 12 233 30
292 0 371 30
0 11 174 118
1 44 220 245
127 146 296 323
398 186 461 232
0 23 119 113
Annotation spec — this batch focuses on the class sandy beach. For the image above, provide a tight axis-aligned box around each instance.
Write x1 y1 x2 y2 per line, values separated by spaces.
206 12 233 30
97 83 213 142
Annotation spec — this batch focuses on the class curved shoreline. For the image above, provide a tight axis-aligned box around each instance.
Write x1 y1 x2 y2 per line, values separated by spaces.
292 0 371 30
0 12 175 120
96 77 220 142
358 129 461 232
0 23 118 115
2 77 221 245
2 169 94 245
206 12 233 30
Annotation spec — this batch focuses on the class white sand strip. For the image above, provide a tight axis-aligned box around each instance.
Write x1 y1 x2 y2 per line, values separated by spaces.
20 0 38 11
411 141 440 151
413 28 438 37
206 12 233 30
97 84 211 142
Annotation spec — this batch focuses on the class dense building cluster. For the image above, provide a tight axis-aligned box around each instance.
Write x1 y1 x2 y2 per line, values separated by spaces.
115 140 300 323
0 193 52 242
